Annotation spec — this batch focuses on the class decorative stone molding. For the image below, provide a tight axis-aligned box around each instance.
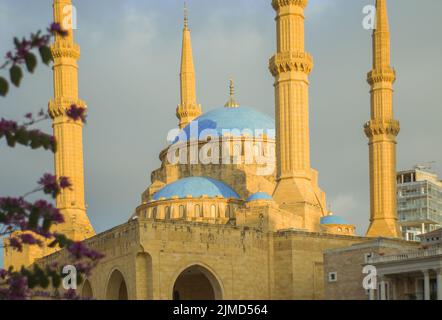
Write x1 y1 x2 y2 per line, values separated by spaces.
367 68 396 85
272 0 308 10
176 103 202 119
48 98 86 119
269 51 313 76
50 42 80 60
364 119 400 138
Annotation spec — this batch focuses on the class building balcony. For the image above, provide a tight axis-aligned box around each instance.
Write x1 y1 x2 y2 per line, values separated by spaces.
367 246 442 264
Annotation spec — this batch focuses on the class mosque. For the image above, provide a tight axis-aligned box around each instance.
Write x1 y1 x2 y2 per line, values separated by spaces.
4 0 405 299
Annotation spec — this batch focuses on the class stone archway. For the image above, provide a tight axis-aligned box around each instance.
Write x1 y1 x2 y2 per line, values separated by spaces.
81 279 93 299
106 269 128 300
172 265 223 300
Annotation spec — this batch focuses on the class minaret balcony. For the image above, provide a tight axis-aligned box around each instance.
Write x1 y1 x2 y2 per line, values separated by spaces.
272 0 308 10
269 51 313 76
367 67 396 85
364 119 400 138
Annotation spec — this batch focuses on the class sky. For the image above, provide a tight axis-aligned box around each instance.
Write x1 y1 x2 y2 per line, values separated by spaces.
1 0 441 266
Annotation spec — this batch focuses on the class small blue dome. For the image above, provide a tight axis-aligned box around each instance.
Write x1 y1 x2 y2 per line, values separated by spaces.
174 106 275 143
152 177 240 201
247 192 273 202
320 215 350 225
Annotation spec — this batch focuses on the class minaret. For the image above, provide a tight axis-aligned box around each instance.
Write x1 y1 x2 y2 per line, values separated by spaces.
48 0 94 240
365 0 400 238
176 3 201 129
269 0 326 231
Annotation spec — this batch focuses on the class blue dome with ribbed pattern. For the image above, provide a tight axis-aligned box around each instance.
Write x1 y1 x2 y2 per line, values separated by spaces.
247 192 273 202
320 215 350 225
174 106 275 143
152 177 240 200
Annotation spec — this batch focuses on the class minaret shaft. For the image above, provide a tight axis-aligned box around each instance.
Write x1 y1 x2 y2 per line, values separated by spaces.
176 8 201 129
365 0 400 238
271 1 312 179
49 0 94 240
269 0 326 232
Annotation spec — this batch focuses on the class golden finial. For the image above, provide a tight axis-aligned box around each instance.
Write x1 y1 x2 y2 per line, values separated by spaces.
184 2 189 29
225 79 240 108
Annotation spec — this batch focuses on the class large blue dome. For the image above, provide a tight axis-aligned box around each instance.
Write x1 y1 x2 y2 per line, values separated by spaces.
152 177 240 201
320 215 350 225
174 106 275 143
247 192 273 202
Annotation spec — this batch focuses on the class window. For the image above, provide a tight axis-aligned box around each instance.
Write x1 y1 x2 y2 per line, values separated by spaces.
328 272 337 282
152 207 157 219
165 206 171 220
195 205 202 218
210 204 217 218
225 206 231 218
179 205 185 218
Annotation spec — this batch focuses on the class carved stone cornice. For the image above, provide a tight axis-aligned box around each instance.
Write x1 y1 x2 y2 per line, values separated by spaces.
272 0 308 10
367 67 396 85
269 51 313 76
50 42 80 60
48 98 86 119
364 119 400 138
176 103 202 118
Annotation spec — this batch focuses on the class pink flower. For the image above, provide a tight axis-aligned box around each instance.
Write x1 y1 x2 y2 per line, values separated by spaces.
66 104 87 123
59 176 72 189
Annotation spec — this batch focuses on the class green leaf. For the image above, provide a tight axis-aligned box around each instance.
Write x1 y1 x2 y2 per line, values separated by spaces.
28 208 40 229
15 127 30 146
51 273 61 288
5 132 16 147
25 52 38 73
0 77 8 97
40 134 52 150
9 65 23 87
42 218 52 233
39 46 53 65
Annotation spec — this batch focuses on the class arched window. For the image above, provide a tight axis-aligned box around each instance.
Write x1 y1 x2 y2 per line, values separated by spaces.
210 205 217 218
195 204 202 218
179 205 185 218
165 206 171 220
225 206 231 218
152 207 157 219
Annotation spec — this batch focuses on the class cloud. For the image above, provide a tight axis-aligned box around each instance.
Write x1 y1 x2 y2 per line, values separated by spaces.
330 194 358 217
307 0 335 16
119 8 157 51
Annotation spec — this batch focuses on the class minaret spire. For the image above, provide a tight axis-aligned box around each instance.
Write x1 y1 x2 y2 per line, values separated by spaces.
269 0 327 231
365 0 400 238
224 79 239 108
49 0 95 240
184 2 189 29
176 3 201 129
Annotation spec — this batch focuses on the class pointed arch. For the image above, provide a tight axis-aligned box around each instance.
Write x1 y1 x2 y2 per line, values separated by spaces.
171 263 223 300
81 279 93 299
106 269 128 300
